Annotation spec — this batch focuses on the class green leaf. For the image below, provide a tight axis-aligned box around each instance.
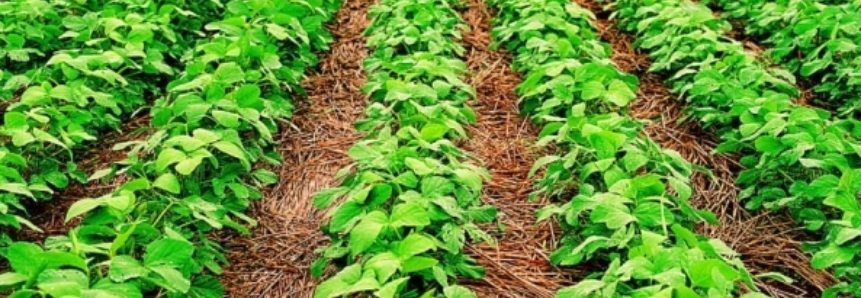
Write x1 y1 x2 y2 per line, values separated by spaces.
149 265 191 293
0 272 27 287
37 269 88 297
213 63 245 84
467 206 497 223
420 123 449 142
313 187 348 209
349 211 387 255
330 202 364 232
348 144 382 162
365 252 400 283
375 277 408 298
390 202 431 228
401 256 438 273
212 141 247 164
153 173 181 194
443 285 477 298
580 81 605 100
605 79 636 106
453 169 482 191
405 158 433 176
109 256 149 282
395 233 435 258
4 112 28 129
143 239 194 267
66 199 101 222
633 202 675 227
555 280 603 297
156 148 187 172
211 111 242 128
689 259 739 288
811 246 855 269
0 183 34 199
590 204 634 230
175 158 203 175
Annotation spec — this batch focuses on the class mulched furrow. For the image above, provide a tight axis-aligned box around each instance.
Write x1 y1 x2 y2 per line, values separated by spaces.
454 1 582 297
218 1 372 296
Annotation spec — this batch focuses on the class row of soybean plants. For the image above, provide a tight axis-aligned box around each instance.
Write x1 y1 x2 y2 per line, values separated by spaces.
0 0 218 244
0 0 340 297
705 0 861 115
487 0 776 297
310 0 498 297
613 0 861 296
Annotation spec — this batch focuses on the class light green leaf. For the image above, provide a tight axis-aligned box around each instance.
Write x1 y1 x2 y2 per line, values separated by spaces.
811 246 855 269
605 79 636 106
175 158 203 175
153 173 181 194
0 183 35 199
350 211 388 255
212 141 247 164
66 198 101 222
390 202 431 228
396 233 435 258
211 111 242 128
109 256 149 282
156 148 187 172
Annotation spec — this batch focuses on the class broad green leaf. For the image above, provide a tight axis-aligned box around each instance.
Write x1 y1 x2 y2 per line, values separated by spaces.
330 201 364 232
390 202 431 228
149 265 191 293
405 158 433 176
401 256 438 273
350 211 388 255
811 246 855 269
396 233 435 258
365 252 400 283
555 280 603 298
7 242 44 277
375 277 408 298
443 285 477 298
0 272 27 287
212 111 242 128
0 183 34 199
605 79 636 106
37 269 88 297
175 158 203 175
581 81 605 100
689 259 739 288
66 199 101 222
109 256 149 282
420 123 449 142
212 141 247 164
213 63 245 84
153 173 181 194
143 239 194 267
156 149 187 172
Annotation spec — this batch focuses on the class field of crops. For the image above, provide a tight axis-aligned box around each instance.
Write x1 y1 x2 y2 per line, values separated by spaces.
2 0 861 297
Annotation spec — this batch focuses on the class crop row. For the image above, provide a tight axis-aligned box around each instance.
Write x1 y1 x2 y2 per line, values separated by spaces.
706 0 861 115
487 0 775 297
0 0 225 244
310 0 498 297
613 0 861 296
0 0 340 297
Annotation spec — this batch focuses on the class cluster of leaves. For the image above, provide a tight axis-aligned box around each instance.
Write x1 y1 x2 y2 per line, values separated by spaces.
311 0 498 297
705 0 861 115
0 0 224 244
488 0 778 297
613 0 861 296
0 0 340 297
